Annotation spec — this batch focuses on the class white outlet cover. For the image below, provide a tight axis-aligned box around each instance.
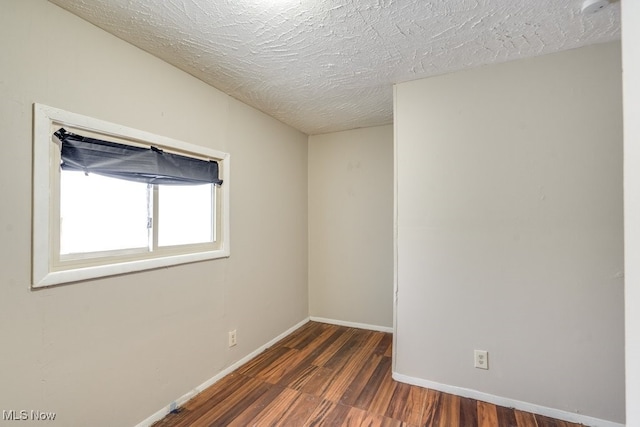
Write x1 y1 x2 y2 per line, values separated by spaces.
474 350 489 370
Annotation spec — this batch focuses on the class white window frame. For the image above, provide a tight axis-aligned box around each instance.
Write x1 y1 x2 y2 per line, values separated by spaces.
32 103 230 288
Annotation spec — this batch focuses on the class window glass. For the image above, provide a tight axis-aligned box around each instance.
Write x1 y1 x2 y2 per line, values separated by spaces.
59 171 150 255
157 183 214 247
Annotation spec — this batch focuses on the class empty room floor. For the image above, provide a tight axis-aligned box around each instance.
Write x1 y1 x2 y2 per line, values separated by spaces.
153 322 583 427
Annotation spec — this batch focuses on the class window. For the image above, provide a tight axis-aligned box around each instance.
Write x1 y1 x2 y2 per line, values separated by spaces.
60 171 150 255
32 104 230 288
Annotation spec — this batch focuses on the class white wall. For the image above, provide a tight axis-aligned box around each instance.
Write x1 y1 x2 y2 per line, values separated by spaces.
622 0 640 425
308 126 394 329
394 42 624 424
0 1 308 426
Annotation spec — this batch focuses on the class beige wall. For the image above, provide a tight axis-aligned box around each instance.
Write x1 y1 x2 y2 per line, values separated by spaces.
622 0 640 425
394 42 624 423
0 1 308 426
308 126 394 329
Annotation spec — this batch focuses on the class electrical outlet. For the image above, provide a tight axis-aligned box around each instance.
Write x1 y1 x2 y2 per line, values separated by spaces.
474 350 488 370
228 330 237 347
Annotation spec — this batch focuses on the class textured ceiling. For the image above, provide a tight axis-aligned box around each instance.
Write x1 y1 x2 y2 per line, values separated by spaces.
48 0 620 135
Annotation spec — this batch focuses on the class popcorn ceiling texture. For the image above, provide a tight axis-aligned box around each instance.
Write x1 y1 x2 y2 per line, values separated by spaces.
48 0 620 135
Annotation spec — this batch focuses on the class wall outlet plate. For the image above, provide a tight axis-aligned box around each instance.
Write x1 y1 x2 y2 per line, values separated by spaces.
474 350 488 369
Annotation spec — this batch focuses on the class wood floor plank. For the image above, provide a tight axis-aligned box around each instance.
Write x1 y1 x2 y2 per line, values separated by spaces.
434 392 460 427
152 322 586 427
179 371 244 411
398 383 428 426
339 354 383 406
459 396 479 427
477 400 499 427
168 373 251 427
384 381 412 421
373 332 393 356
323 329 372 371
420 388 442 426
255 347 303 383
353 355 392 410
301 399 337 427
282 363 319 391
384 338 393 358
312 327 355 367
177 376 266 427
535 414 574 427
245 387 301 426
323 332 384 402
290 322 332 350
225 383 286 427
199 381 273 426
278 393 323 426
514 409 539 427
286 324 340 360
497 404 518 427
237 346 291 377
302 399 351 427
367 361 398 416
276 321 322 349
299 366 335 396
536 415 561 427
342 406 403 427
277 328 345 389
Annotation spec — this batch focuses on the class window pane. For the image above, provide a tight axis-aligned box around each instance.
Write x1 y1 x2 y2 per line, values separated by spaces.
158 184 214 247
60 171 150 255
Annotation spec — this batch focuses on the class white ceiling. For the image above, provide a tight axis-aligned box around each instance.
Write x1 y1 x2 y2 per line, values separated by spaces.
48 0 620 135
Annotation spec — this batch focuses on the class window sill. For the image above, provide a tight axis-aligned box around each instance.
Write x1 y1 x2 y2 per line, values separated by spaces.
33 248 230 288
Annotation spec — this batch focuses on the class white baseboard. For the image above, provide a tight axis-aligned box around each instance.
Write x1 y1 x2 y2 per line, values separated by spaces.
309 316 393 333
392 372 624 427
134 317 310 427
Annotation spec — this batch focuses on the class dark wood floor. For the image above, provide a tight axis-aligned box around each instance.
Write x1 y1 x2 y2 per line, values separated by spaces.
153 321 584 427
